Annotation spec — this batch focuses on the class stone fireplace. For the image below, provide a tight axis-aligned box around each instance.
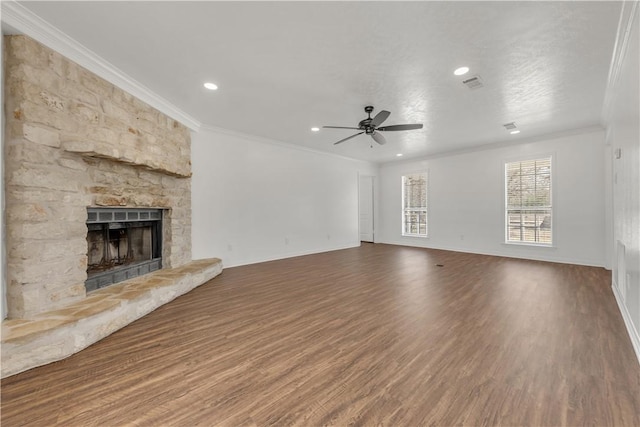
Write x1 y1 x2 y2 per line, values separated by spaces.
3 34 193 319
1 35 222 377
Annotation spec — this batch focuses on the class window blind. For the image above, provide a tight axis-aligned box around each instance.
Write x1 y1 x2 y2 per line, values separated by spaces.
402 173 428 236
505 157 552 244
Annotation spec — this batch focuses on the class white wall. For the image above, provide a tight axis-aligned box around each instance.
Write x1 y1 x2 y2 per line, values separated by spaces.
608 3 640 361
191 127 378 267
378 129 606 267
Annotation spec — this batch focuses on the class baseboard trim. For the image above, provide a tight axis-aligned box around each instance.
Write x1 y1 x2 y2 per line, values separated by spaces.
221 241 361 269
379 239 605 268
612 282 640 366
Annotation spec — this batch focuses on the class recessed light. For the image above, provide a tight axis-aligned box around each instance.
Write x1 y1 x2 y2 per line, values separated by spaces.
204 82 218 90
454 66 469 76
510 130 521 135
311 127 320 132
396 153 403 157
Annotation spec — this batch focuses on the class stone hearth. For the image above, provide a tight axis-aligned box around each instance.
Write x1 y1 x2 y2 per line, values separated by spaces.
2 35 222 377
1 258 222 378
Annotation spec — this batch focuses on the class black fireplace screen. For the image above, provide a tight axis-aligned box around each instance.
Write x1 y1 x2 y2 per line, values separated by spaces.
86 208 162 292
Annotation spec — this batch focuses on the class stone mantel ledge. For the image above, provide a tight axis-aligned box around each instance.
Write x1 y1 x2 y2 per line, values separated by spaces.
63 141 192 178
1 258 223 378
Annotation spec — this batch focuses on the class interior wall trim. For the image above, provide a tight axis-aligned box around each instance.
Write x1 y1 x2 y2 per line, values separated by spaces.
612 283 640 366
384 125 604 167
221 241 361 269
1 1 201 131
200 124 378 166
601 0 639 126
379 240 605 269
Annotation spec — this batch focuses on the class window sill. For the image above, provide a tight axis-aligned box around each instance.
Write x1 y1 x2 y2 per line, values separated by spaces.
502 241 556 249
402 234 429 239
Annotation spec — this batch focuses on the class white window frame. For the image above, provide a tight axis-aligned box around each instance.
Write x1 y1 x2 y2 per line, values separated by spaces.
504 155 554 247
402 171 428 237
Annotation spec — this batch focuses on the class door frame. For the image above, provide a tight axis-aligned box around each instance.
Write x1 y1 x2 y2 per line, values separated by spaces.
358 174 375 243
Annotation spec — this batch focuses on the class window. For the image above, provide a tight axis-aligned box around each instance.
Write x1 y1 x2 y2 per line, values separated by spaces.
505 157 552 244
402 173 428 236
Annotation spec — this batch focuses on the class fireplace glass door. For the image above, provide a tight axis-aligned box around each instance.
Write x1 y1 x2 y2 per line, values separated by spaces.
86 208 162 292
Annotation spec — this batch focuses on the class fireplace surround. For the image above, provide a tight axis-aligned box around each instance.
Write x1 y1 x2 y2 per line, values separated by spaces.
3 35 193 318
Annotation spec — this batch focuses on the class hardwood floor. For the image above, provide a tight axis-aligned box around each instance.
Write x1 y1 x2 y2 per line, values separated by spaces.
2 244 639 426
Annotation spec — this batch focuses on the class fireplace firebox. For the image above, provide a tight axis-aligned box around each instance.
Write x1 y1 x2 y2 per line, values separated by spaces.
86 208 163 292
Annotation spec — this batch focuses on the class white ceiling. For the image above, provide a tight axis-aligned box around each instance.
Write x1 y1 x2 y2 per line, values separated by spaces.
5 1 622 163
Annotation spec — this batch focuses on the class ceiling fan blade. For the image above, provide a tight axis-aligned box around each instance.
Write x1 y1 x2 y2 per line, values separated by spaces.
323 126 361 130
371 131 387 145
334 132 364 145
377 124 423 132
370 110 391 127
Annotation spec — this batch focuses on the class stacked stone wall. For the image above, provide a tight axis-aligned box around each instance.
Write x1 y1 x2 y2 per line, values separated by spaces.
4 35 192 318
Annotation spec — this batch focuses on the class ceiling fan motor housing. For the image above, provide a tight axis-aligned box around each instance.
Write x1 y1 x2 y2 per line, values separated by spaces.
361 106 375 132
359 119 373 132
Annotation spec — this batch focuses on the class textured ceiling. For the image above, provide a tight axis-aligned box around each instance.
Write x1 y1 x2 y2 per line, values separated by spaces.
6 1 622 163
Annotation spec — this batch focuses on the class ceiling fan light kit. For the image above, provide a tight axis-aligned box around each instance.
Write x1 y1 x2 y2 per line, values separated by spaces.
323 106 423 146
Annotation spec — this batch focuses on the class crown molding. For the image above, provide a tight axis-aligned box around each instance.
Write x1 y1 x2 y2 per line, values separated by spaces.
601 0 639 127
199 124 377 166
1 1 201 131
383 125 605 167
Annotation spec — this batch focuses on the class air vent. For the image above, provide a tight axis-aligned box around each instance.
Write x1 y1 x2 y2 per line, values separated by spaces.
462 75 484 90
503 122 520 134
87 208 163 224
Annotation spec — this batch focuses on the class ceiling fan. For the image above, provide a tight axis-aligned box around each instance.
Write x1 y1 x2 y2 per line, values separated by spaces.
323 106 423 145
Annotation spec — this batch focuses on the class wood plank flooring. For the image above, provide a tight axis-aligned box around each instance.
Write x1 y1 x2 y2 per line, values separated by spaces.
2 244 639 426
